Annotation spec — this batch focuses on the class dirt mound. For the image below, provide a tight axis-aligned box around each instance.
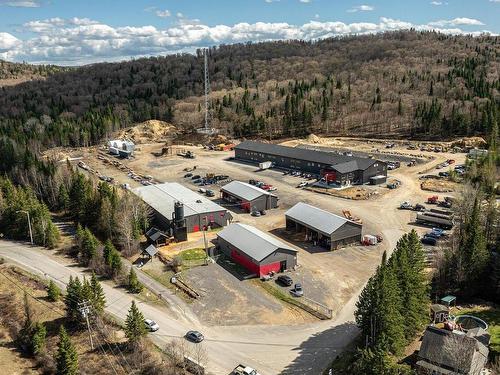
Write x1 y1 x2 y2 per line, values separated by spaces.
116 120 178 144
307 134 322 144
451 137 487 149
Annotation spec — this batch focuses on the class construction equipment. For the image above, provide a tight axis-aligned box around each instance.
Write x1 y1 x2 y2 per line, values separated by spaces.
342 210 362 224
177 150 196 159
427 195 439 204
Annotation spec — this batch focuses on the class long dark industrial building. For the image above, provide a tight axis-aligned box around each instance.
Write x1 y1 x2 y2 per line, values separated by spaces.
235 141 387 186
285 202 363 250
134 183 232 234
217 223 298 277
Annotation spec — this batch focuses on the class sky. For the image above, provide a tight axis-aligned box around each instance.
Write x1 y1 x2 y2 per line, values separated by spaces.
0 0 498 65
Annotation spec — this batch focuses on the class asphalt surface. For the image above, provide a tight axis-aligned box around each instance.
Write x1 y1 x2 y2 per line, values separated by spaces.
0 241 361 375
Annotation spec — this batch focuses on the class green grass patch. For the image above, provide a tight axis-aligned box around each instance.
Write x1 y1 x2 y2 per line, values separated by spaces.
453 305 500 357
256 280 296 304
178 248 207 261
142 268 193 303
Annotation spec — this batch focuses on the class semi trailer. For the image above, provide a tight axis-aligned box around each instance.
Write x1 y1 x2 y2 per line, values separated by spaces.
416 212 453 229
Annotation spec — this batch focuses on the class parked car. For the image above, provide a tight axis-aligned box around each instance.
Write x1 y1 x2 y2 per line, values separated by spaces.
206 190 215 197
184 173 193 178
268 186 278 191
251 210 261 217
191 175 201 180
297 181 308 188
193 179 202 184
421 236 437 246
198 188 207 194
249 179 257 185
399 201 412 210
414 204 426 212
144 319 160 332
277 275 293 286
291 283 303 297
185 330 204 343
260 210 266 215
430 228 445 237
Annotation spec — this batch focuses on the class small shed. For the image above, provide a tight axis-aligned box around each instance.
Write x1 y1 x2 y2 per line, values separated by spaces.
145 227 169 247
142 244 158 260
431 304 450 323
441 295 457 307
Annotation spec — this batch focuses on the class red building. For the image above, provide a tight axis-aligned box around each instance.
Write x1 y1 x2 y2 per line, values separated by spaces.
216 223 298 277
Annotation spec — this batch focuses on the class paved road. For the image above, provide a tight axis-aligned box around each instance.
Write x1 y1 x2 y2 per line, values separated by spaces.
0 241 361 375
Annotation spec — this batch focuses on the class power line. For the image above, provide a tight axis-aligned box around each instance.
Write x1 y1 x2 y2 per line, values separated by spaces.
0 270 124 375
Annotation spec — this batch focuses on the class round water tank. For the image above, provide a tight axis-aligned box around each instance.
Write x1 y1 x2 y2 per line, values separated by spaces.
174 201 184 222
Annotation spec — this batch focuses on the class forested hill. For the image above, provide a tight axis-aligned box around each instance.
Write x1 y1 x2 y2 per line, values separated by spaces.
0 31 499 172
0 59 67 82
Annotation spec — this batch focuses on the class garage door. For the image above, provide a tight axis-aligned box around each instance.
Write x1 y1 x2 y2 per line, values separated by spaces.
259 262 281 276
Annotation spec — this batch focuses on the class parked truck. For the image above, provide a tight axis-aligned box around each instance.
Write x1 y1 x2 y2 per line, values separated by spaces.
232 365 261 375
416 212 453 229
258 161 273 170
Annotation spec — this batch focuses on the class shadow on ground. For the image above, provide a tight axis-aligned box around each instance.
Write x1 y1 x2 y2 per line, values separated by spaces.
279 321 359 375
269 228 330 254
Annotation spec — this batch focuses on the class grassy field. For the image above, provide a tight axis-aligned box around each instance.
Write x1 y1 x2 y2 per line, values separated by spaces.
453 305 500 357
178 248 207 269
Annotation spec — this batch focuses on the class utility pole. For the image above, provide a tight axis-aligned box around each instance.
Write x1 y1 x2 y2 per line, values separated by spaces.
16 210 33 245
78 300 94 350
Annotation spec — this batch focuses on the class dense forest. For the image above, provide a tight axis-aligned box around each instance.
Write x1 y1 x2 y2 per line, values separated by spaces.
0 31 499 176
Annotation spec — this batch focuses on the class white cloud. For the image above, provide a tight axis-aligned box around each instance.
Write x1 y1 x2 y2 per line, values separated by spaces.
0 32 21 50
299 0 312 3
347 4 374 12
489 0 500 2
430 1 442 5
0 0 40 7
428 17 484 27
0 16 495 65
155 9 171 18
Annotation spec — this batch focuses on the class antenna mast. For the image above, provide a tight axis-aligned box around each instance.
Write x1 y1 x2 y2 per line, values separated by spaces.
204 49 210 132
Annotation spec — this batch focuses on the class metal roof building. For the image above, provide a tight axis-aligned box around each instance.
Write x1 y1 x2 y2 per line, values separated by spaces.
285 202 362 250
217 223 297 277
134 183 231 233
235 141 387 186
220 181 279 213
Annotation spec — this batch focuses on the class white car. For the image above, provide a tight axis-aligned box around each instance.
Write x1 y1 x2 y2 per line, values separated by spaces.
297 181 308 188
144 319 159 332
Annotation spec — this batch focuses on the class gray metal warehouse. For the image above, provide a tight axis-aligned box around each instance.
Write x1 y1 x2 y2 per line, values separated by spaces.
134 182 231 233
285 202 362 250
217 223 298 277
234 141 387 185
220 181 279 213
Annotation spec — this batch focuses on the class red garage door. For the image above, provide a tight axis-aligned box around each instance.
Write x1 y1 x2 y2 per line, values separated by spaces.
259 262 281 276
230 249 281 277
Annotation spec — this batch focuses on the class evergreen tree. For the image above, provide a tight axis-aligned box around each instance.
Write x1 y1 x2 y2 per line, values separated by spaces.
80 228 98 265
65 276 82 321
460 197 489 290
103 239 122 278
58 183 69 213
55 325 78 375
90 272 106 314
47 279 62 302
30 322 47 356
128 267 143 293
125 300 146 345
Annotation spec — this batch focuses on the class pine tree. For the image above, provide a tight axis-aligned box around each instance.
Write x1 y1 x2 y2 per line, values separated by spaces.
461 197 489 290
125 300 146 345
65 276 82 321
55 326 78 375
80 228 98 265
58 183 69 212
90 272 106 314
103 239 122 278
128 267 143 293
47 279 62 302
